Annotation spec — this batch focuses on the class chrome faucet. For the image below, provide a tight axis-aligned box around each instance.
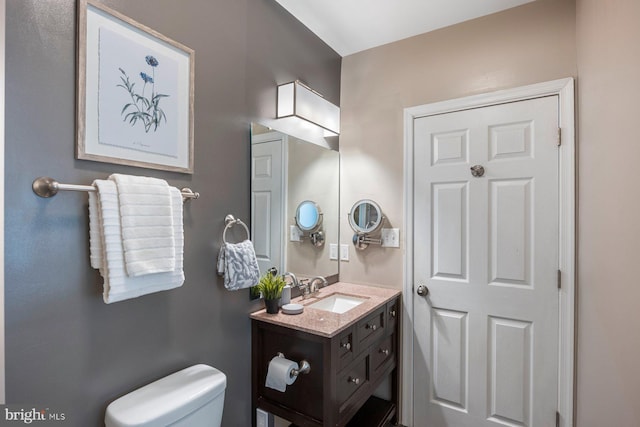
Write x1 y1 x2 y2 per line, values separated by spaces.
282 272 298 288
308 276 328 295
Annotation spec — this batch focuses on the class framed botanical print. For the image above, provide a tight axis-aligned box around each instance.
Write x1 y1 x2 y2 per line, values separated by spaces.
77 0 195 173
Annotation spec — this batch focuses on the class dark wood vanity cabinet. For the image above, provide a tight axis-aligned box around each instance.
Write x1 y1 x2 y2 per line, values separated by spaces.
251 297 400 427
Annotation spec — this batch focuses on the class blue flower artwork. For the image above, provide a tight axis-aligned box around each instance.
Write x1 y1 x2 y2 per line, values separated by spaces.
117 55 170 133
98 26 180 158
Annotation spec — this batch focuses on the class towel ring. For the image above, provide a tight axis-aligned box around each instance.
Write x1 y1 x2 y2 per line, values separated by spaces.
223 215 250 243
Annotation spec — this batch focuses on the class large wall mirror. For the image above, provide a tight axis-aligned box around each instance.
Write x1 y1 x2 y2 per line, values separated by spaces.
250 123 339 282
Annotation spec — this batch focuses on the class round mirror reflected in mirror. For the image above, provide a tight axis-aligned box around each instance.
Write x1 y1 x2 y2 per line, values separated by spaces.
295 200 322 232
349 199 383 234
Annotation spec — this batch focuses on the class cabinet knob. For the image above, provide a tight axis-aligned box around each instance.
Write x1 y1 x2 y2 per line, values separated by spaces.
340 342 351 350
366 323 378 331
390 309 396 318
379 348 390 356
348 377 360 385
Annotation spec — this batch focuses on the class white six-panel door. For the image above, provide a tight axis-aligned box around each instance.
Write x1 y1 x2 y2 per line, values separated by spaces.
251 134 285 275
413 96 560 426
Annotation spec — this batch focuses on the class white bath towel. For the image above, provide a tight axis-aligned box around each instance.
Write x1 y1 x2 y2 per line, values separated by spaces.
89 180 184 303
217 240 261 290
109 174 175 277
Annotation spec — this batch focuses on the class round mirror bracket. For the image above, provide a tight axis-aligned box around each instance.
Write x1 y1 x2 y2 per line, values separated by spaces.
310 230 325 247
352 233 383 251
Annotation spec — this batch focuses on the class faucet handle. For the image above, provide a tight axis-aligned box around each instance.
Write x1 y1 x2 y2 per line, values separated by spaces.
298 280 311 299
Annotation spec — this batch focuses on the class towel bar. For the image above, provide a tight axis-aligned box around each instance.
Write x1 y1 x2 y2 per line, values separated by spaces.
32 176 199 202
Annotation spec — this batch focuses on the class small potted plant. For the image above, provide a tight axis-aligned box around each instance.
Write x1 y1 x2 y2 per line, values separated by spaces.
254 271 286 314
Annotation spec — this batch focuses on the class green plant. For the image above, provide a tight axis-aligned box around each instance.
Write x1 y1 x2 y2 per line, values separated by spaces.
254 272 286 300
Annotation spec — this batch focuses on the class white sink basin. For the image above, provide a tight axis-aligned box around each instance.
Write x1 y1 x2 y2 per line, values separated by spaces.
308 293 367 314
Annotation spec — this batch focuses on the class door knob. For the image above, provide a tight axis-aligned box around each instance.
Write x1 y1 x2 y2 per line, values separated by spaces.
416 285 429 297
470 165 485 177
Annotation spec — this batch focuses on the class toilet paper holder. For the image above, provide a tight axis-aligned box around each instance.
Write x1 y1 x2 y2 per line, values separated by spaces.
277 352 311 377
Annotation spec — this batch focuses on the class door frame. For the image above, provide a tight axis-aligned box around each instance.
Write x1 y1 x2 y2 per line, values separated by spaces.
401 78 575 427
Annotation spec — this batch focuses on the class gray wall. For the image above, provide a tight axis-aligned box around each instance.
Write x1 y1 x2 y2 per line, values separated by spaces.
4 1 340 426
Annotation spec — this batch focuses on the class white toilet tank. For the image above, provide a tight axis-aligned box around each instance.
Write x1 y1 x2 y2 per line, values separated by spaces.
105 364 227 427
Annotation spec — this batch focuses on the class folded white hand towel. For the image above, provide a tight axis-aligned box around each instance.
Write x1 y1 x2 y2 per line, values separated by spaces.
109 174 175 277
89 180 184 303
217 240 261 290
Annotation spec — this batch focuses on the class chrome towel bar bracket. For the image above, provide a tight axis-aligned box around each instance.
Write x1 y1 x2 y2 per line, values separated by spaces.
32 176 200 202
223 215 250 243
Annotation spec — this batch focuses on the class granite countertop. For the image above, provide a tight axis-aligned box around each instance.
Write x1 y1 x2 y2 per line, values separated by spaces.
249 282 401 338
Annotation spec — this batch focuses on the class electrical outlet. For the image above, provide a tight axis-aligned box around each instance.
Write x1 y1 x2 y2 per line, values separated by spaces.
329 243 338 260
381 228 400 248
256 408 273 427
340 244 349 261
290 225 302 242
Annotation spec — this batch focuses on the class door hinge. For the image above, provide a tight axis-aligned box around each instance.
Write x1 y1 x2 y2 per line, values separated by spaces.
557 128 562 146
556 410 560 427
557 270 562 289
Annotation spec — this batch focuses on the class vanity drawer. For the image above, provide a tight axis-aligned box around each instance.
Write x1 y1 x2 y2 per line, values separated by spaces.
337 327 355 370
337 355 369 407
357 307 385 349
371 333 395 375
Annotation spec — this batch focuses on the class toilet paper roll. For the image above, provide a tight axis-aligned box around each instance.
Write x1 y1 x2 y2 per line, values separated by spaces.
265 356 299 392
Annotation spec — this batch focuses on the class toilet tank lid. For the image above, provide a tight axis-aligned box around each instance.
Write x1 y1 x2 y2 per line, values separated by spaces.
105 364 227 427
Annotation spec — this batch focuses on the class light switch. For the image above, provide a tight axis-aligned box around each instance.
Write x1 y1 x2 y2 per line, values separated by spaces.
381 228 400 248
256 409 273 427
340 244 349 261
329 243 338 260
290 225 302 242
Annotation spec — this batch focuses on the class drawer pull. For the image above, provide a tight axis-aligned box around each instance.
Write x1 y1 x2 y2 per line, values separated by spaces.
390 309 396 318
340 342 351 350
348 376 360 385
379 348 390 356
366 323 378 331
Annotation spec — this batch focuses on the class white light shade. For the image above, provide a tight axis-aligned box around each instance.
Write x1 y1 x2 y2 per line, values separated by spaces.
277 81 340 137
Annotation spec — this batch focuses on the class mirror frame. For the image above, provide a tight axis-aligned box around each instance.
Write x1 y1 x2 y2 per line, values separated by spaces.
349 199 383 234
295 200 323 232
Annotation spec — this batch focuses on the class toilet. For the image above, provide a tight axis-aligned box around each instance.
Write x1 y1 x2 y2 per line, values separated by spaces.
105 364 227 427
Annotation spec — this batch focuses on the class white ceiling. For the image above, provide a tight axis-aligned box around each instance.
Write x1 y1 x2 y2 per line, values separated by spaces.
275 0 535 57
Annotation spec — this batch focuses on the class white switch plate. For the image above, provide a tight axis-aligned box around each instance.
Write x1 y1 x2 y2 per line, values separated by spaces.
340 244 349 261
381 228 400 248
329 243 338 260
290 225 302 242
256 408 273 427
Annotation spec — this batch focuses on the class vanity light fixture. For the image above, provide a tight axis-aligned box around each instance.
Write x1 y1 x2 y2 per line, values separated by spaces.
277 80 340 137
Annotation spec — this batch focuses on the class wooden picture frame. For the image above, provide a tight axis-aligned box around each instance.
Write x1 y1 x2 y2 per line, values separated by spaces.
77 0 195 173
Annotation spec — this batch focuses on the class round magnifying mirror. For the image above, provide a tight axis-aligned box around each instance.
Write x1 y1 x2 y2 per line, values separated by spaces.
295 200 323 232
349 199 383 234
